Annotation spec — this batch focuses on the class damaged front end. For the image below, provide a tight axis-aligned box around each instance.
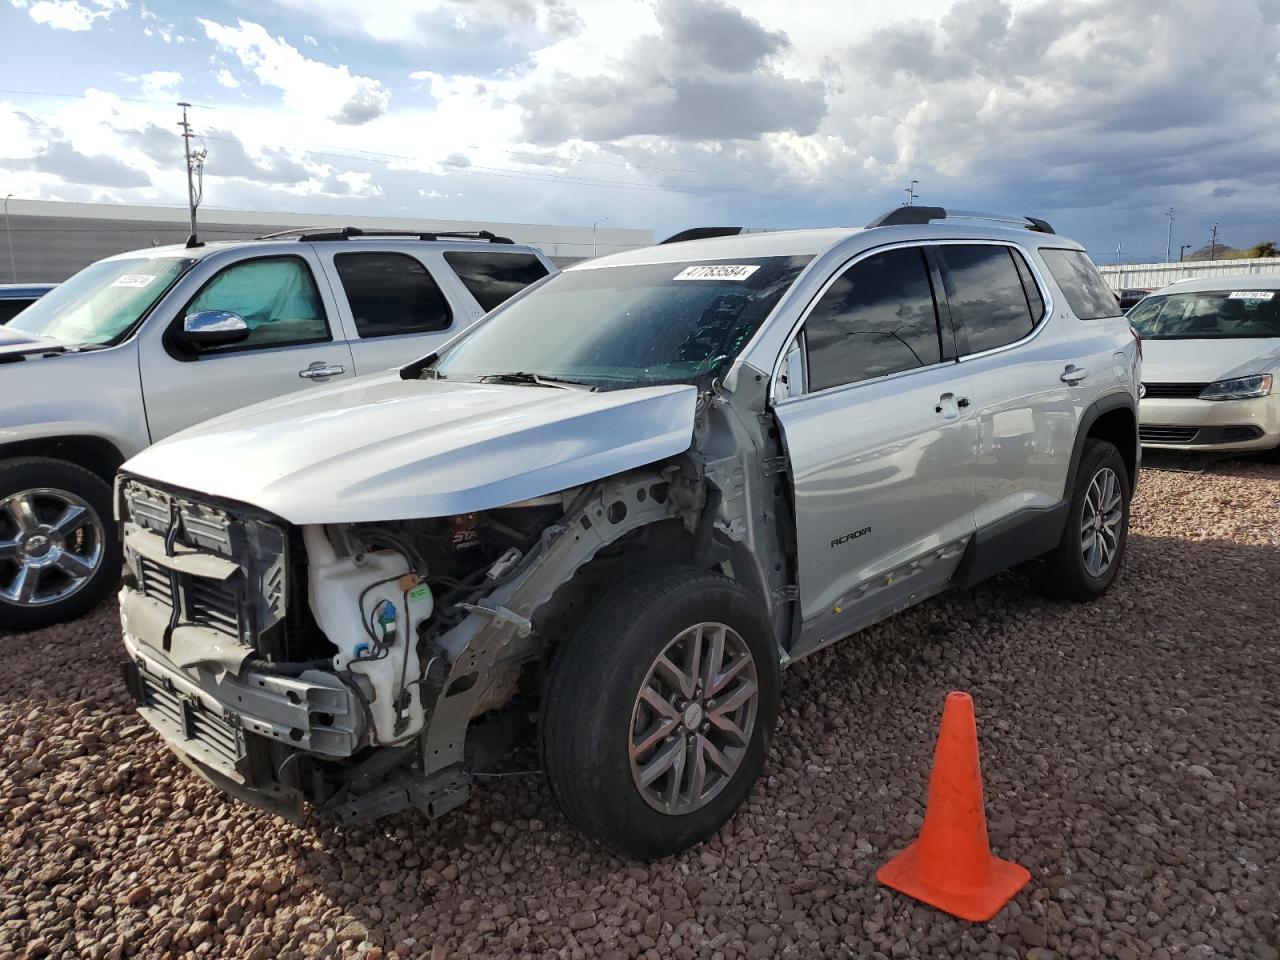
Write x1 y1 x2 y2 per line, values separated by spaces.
116 463 721 825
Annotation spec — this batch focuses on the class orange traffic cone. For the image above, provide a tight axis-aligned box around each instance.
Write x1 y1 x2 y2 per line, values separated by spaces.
876 691 1030 922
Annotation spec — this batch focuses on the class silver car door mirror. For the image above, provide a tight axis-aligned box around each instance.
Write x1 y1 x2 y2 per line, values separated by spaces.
178 310 251 347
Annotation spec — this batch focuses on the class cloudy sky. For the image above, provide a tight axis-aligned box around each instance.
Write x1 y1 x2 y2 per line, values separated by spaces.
2 0 1279 260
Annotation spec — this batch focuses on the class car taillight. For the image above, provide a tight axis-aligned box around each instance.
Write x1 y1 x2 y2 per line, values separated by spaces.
1129 325 1142 361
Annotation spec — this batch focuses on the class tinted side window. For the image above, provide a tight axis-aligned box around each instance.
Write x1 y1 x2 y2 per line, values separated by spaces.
333 252 451 337
804 247 942 392
940 245 1035 354
1041 248 1120 320
443 251 549 312
185 257 328 353
0 300 35 323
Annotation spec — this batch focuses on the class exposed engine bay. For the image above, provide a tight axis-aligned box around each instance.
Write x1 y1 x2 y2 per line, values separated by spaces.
115 382 794 826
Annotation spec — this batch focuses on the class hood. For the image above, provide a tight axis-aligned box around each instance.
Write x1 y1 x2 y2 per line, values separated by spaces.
1141 337 1280 383
122 373 698 524
0 326 68 359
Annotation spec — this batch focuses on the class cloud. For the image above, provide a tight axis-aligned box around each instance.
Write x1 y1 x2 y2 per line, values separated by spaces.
139 70 182 100
215 69 240 89
116 122 313 185
198 18 391 125
836 0 1280 203
268 0 583 75
516 0 826 143
0 109 150 188
19 0 124 31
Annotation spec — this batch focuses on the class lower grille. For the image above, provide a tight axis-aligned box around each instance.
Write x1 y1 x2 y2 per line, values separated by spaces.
1142 382 1208 399
128 663 247 775
1139 425 1198 443
1139 425 1265 445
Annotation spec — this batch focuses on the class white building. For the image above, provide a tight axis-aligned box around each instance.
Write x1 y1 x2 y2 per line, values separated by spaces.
1098 257 1280 291
0 198 655 282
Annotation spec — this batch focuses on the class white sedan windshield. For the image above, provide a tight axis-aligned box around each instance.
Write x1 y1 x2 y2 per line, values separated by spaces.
1128 290 1280 340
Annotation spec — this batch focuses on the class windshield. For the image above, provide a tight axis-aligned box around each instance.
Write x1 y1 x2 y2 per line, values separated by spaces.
432 256 813 389
8 256 196 346
1128 289 1280 340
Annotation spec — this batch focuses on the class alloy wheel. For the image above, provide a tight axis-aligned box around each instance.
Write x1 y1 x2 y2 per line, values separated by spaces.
1080 467 1123 578
629 621 759 815
0 488 105 607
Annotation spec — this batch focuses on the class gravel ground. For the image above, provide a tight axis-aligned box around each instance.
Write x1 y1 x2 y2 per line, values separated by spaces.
2 459 1278 960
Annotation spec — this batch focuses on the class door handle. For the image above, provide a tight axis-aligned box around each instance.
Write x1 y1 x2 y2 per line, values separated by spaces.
299 362 346 380
1061 365 1090 384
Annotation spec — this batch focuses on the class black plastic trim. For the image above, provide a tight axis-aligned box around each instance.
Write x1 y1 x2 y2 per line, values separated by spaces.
1064 392 1139 498
660 227 746 244
260 227 513 244
951 499 1070 589
865 206 947 228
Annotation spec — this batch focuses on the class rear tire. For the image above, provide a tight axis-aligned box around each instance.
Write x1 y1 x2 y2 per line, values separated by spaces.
1039 439 1130 601
0 458 120 632
542 567 779 859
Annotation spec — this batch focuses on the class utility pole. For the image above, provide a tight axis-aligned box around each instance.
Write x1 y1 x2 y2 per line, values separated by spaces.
177 102 206 246
902 180 919 206
3 194 15 282
1165 208 1174 263
592 217 608 258
1209 223 1219 261
1179 243 1192 262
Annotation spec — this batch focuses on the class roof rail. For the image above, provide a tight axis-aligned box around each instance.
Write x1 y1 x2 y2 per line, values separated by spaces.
257 226 514 244
865 206 1055 234
660 226 777 244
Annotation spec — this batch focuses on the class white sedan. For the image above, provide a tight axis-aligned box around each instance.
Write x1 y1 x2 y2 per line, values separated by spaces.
1130 276 1280 456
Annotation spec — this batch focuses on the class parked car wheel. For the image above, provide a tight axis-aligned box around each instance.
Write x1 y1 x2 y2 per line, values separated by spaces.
542 567 779 859
0 458 120 631
1039 439 1131 600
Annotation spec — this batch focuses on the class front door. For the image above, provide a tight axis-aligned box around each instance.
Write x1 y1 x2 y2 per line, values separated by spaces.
771 245 978 656
138 252 355 441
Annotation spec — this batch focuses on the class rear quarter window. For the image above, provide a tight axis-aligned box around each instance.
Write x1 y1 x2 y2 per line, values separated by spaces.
1040 249 1120 320
443 251 549 312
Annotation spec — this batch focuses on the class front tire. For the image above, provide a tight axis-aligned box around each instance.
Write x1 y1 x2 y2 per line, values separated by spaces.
0 458 120 632
1039 439 1131 600
542 567 779 859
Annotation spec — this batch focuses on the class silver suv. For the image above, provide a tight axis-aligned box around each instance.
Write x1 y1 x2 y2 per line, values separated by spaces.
0 229 553 629
115 207 1139 858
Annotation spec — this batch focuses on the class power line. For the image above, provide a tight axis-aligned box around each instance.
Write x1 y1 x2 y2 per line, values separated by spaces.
137 130 857 202
1 85 867 193
0 88 216 109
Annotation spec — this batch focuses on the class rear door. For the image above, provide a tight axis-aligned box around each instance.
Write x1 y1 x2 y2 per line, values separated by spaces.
937 242 1077 530
772 245 978 654
318 245 552 376
137 250 355 441
318 247 461 376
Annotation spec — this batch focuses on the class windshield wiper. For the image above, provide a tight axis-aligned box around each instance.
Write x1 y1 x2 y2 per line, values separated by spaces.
477 371 593 390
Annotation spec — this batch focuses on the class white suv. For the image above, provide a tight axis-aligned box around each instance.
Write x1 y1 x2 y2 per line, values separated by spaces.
0 229 554 629
115 207 1140 858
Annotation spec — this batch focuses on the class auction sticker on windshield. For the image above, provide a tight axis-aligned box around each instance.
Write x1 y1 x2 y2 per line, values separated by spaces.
1227 291 1275 301
674 265 761 281
111 274 158 288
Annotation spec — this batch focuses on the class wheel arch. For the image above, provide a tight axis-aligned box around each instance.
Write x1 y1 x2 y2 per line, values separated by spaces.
0 435 126 486
1065 393 1139 498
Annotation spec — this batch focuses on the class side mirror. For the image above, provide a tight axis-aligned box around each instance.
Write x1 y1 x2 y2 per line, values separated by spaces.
176 310 250 347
